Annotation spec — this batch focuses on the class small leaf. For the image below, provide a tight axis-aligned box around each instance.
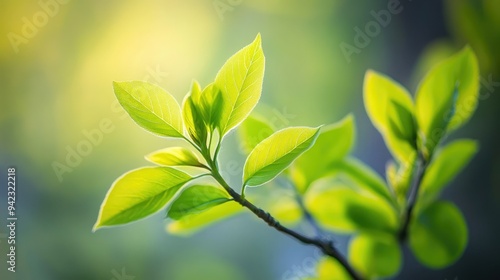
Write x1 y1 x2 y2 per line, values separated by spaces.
386 154 416 202
243 126 321 187
305 185 398 234
316 257 351 280
364 70 416 162
415 47 479 156
409 201 468 268
166 201 243 235
94 167 192 230
267 196 303 226
216 34 266 136
113 81 183 138
145 147 204 167
291 115 355 193
349 233 402 278
182 81 207 145
167 185 231 220
237 114 275 154
199 83 224 130
420 139 478 198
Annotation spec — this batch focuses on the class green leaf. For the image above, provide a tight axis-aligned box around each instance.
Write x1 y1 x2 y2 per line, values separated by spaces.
291 115 355 193
93 167 192 230
415 47 479 157
349 233 402 278
409 201 468 268
316 257 351 280
332 157 393 204
267 196 303 226
167 185 231 220
386 154 416 202
305 185 398 234
420 139 478 198
216 34 266 136
199 83 224 130
145 147 204 168
166 201 243 235
182 81 207 145
364 70 417 162
243 126 321 187
113 81 183 138
237 114 275 154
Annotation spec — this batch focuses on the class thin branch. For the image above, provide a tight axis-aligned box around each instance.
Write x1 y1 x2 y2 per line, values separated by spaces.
399 152 429 242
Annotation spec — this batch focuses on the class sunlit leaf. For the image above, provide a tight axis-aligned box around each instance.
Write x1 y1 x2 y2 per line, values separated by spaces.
364 70 416 162
113 81 183 138
243 126 320 186
93 167 192 230
267 196 303 226
166 201 243 235
415 47 479 157
349 233 402 278
182 81 207 145
167 185 231 220
409 201 468 268
305 185 398 234
237 114 275 154
145 147 205 167
291 115 355 193
199 83 224 130
420 139 477 198
216 34 266 136
386 154 416 202
316 257 351 280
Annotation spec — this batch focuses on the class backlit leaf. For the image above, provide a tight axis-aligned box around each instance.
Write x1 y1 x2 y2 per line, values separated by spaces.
316 257 351 280
145 147 204 167
167 185 231 220
237 114 275 154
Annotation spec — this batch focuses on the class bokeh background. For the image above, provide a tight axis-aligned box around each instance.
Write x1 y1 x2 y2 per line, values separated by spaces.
1 0 499 279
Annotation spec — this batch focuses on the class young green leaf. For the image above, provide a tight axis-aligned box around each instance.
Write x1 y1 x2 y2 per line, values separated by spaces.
243 126 321 187
182 81 207 146
199 83 224 131
216 34 265 136
145 147 205 168
166 201 243 235
415 47 479 156
316 257 351 280
305 185 398 234
409 201 468 268
237 114 275 154
386 154 416 201
113 81 183 138
420 139 478 198
364 70 416 162
291 115 355 193
267 196 303 226
93 167 192 230
167 185 231 220
349 233 402 278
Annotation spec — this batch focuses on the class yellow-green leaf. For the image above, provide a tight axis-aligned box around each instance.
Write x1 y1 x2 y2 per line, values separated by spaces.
167 185 231 220
237 114 275 154
113 81 183 138
349 233 402 278
216 34 266 136
243 126 321 187
166 201 243 235
305 185 398 234
409 201 468 269
415 47 479 157
291 115 355 193
182 81 207 145
364 70 416 163
93 167 192 231
145 147 204 167
316 257 351 280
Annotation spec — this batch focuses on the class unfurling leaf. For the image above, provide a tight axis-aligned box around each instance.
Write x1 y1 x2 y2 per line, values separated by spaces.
113 81 183 138
166 201 243 235
349 233 402 278
237 115 275 154
415 46 479 157
93 167 192 230
305 185 398 234
216 34 265 136
182 81 208 146
409 201 467 268
291 115 355 193
243 126 320 187
364 70 416 162
199 83 224 131
145 147 204 168
167 185 231 220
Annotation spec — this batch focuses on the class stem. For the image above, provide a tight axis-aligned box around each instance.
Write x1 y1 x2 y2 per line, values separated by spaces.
207 160 363 280
399 152 429 242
